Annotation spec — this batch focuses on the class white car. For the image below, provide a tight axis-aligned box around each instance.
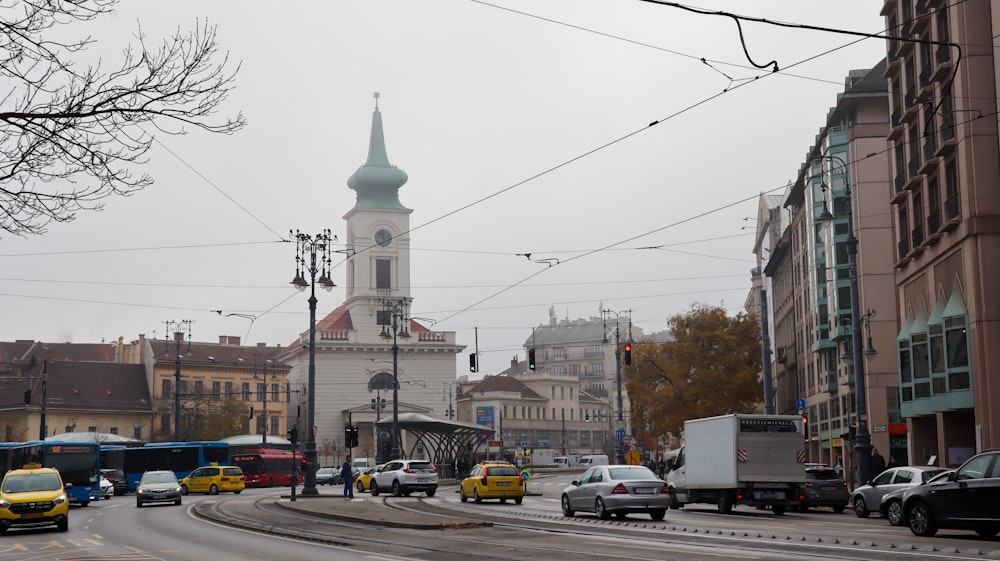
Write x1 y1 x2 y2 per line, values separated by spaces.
370 459 438 497
99 476 114 499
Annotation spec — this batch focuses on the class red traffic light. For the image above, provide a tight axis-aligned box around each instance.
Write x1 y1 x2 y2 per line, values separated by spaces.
624 343 632 352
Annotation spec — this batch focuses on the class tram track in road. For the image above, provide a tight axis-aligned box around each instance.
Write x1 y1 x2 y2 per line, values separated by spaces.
193 492 999 561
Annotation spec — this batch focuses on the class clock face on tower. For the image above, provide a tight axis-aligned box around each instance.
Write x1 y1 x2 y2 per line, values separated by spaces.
375 229 393 247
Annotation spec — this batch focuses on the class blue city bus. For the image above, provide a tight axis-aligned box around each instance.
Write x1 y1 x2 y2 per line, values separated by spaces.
13 441 102 505
123 441 229 491
0 442 24 475
99 444 127 472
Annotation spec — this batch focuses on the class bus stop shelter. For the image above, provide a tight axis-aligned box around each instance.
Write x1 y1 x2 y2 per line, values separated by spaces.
377 412 494 477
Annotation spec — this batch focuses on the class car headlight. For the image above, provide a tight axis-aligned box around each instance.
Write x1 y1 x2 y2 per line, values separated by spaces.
53 495 67 505
172 486 181 493
0 499 10 509
137 487 148 494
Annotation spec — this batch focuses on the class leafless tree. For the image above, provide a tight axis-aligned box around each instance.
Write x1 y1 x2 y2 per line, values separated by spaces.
0 0 245 236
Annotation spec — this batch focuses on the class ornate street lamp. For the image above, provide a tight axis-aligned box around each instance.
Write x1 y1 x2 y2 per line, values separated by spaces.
290 229 336 496
816 154 874 486
380 298 411 459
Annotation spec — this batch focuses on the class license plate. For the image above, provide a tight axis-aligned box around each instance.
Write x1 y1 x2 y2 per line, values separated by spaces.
21 513 44 519
496 481 511 487
754 490 785 500
417 478 429 482
821 486 836 492
633 487 655 495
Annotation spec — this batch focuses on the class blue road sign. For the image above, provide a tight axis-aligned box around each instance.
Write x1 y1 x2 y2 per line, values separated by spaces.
616 429 625 444
795 398 806 411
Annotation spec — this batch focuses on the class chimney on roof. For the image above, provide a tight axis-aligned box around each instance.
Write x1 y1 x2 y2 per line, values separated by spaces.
512 356 518 367
218 336 241 346
257 342 267 348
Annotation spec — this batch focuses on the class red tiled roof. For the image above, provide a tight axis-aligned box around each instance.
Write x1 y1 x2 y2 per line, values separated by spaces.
465 375 545 400
0 341 118 374
151 340 289 369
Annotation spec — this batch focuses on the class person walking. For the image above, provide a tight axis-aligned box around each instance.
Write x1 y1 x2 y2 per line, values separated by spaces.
870 447 887 476
341 455 354 499
834 456 843 476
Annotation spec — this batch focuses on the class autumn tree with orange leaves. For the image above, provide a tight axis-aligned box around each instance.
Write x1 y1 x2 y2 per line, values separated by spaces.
626 304 762 438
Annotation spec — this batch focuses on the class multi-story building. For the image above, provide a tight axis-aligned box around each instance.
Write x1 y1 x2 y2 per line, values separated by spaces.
758 62 896 475
882 0 998 461
124 334 291 443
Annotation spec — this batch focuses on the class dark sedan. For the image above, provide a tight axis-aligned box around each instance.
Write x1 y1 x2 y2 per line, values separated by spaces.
800 466 849 512
903 451 1000 537
315 467 342 486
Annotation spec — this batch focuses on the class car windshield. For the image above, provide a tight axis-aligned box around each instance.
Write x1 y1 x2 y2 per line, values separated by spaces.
806 469 842 480
607 466 658 480
141 472 177 484
485 466 518 476
3 473 61 493
408 462 433 470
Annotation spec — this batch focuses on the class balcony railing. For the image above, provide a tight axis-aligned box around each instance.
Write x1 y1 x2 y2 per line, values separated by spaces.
941 120 955 142
916 0 928 16
912 224 925 247
894 172 907 193
923 135 937 161
945 195 959 220
927 209 941 235
898 236 911 258
919 65 931 89
908 156 921 180
936 44 950 64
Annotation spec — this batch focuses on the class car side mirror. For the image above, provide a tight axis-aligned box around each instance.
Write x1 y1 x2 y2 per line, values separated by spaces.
571 480 580 486
64 482 73 490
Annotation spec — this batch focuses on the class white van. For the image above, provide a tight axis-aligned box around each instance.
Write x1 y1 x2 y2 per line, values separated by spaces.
553 456 571 468
578 454 609 467
352 457 375 470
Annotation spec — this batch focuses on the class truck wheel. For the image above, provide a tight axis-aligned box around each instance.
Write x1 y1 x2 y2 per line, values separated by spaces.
772 505 786 516
717 494 733 514
669 491 682 509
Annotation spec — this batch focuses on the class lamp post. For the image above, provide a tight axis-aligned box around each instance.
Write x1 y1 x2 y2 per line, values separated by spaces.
290 229 336 496
602 308 632 464
816 154 874 486
371 389 385 463
380 298 411 459
165 320 192 442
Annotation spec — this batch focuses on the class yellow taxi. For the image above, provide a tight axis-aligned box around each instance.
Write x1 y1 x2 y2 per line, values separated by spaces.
180 465 245 495
459 461 524 504
0 464 71 534
355 463 384 493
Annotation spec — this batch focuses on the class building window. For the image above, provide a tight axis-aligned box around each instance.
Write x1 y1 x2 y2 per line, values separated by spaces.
270 417 279 436
241 382 250 401
194 380 204 396
256 383 266 402
134 426 142 440
271 383 279 402
87 426 97 433
225 381 234 399
160 414 170 433
376 258 391 289
109 427 118 435
591 362 604 375
212 381 221 401
552 347 565 359
162 379 172 399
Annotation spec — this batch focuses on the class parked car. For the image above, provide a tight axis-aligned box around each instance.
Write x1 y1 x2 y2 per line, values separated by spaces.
852 465 947 518
135 470 182 507
180 465 245 495
356 464 383 493
370 459 437 497
879 469 954 526
800 466 849 512
903 451 1000 537
459 462 524 504
100 468 128 496
99 476 114 499
561 464 669 521
315 467 341 486
0 465 71 533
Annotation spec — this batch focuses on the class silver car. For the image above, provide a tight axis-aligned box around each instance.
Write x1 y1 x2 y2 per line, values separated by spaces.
852 465 946 518
561 465 669 521
136 470 182 507
370 459 438 497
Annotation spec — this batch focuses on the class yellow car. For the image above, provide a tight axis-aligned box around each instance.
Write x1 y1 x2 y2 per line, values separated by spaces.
355 464 384 493
459 462 524 504
180 465 245 495
0 465 71 534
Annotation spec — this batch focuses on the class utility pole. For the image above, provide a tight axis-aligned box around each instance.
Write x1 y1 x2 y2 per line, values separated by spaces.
38 360 48 440
603 309 632 464
165 320 192 442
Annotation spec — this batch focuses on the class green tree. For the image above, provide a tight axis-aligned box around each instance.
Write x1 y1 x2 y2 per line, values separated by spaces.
627 304 762 437
0 1 244 236
191 399 246 441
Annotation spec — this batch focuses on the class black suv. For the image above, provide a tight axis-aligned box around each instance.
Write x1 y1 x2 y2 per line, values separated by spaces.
903 450 1000 537
100 469 128 496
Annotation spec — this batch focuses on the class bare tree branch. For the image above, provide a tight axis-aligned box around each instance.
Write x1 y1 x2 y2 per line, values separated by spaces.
0 0 245 236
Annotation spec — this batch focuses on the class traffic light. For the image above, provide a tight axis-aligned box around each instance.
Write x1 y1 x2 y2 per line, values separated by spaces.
469 352 477 373
23 389 31 405
585 414 590 423
248 406 254 419
287 426 298 445
528 348 536 370
345 425 359 448
623 343 632 366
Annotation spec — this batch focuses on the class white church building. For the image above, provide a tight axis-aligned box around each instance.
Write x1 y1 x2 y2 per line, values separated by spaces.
281 96 464 466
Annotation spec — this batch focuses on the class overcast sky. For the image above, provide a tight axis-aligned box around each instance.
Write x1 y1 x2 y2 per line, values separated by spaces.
0 1 887 378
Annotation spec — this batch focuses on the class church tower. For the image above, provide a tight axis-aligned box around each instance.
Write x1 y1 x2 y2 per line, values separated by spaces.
343 92 413 333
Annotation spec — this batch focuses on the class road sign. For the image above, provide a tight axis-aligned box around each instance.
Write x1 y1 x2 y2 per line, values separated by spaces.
520 470 531 482
622 443 631 453
616 429 625 444
795 398 806 411
627 450 641 465
616 420 625 431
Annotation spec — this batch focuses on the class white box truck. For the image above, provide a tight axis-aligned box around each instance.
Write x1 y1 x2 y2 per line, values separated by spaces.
667 414 805 515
